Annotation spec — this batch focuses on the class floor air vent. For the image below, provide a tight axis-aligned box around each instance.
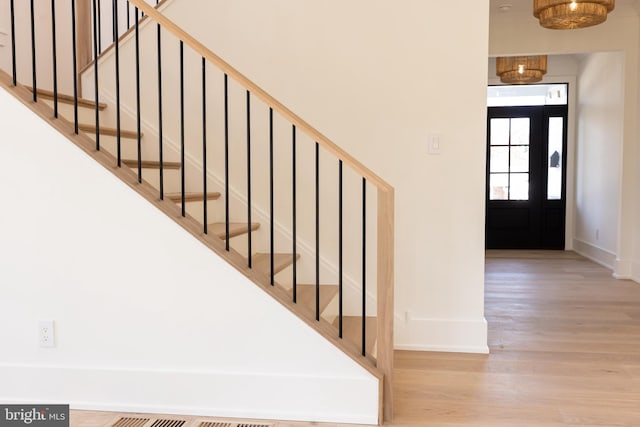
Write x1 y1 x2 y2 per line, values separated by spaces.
150 420 187 427
110 418 270 427
111 418 151 427
198 423 271 427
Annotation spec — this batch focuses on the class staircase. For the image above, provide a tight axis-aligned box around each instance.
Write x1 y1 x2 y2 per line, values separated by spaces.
27 85 376 353
0 0 394 422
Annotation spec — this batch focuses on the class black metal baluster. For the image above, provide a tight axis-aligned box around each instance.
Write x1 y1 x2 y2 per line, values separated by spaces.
362 177 367 356
202 57 207 234
179 41 185 215
96 0 102 53
156 12 163 195
126 0 130 28
269 107 274 286
92 0 100 151
135 6 141 181
315 142 320 321
51 0 58 117
338 160 343 338
29 0 36 101
10 0 16 86
292 125 297 303
246 91 252 267
71 0 79 134
224 74 230 249
113 0 121 166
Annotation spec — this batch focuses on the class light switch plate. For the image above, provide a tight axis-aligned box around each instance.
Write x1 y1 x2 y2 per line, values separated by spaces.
428 133 443 155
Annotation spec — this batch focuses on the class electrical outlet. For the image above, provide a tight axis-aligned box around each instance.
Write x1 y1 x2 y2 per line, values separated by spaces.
39 320 55 348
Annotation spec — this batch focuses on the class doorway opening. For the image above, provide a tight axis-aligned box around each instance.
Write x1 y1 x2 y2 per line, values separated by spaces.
486 84 569 249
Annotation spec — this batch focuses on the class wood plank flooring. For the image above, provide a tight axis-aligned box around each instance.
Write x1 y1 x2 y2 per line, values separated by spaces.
70 250 640 426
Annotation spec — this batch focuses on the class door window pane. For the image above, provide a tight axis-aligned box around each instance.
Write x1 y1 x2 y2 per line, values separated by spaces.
490 174 509 200
510 173 529 200
510 146 529 173
548 117 563 200
490 119 510 145
490 147 509 173
510 118 530 145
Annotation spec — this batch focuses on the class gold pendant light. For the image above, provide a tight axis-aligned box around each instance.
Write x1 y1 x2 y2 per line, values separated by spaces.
496 56 548 84
534 0 615 29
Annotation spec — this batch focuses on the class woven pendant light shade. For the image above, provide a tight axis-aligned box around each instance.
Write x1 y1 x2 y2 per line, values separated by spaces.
496 56 548 84
534 0 615 29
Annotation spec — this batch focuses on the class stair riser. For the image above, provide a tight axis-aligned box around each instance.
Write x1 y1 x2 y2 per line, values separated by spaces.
178 201 225 225
39 98 102 125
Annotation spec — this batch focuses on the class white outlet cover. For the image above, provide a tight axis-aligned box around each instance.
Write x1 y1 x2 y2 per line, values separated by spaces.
39 320 55 348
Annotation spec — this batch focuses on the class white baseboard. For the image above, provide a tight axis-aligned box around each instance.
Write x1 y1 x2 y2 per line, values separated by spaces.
572 238 616 270
0 364 378 425
394 317 489 354
613 258 633 280
631 261 640 284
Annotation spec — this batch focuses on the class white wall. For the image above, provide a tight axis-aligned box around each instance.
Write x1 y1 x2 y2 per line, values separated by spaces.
144 0 491 353
0 87 379 425
574 52 625 267
490 8 640 280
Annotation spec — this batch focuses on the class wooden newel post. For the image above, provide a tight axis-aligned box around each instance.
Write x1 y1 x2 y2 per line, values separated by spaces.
75 0 92 93
377 187 394 422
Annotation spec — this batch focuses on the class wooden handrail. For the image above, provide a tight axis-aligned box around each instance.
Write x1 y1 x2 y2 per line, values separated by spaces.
127 0 392 193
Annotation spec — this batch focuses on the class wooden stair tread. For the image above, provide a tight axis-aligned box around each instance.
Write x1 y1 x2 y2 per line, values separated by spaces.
288 284 339 314
27 87 107 110
166 192 221 203
253 252 300 275
209 222 260 239
79 123 141 139
334 316 377 357
122 159 181 169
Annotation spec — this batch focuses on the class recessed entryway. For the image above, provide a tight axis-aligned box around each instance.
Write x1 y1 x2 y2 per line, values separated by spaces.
485 84 569 249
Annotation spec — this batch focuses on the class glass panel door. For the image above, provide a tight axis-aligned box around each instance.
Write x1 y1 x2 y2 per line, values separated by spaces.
486 104 568 249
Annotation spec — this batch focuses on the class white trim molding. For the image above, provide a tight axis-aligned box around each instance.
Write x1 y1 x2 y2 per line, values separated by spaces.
394 317 489 354
573 238 616 271
0 364 378 425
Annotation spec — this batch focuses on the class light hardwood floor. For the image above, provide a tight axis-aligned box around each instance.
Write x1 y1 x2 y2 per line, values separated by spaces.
71 250 640 426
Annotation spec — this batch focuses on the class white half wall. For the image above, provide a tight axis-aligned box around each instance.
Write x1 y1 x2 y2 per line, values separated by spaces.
0 87 379 425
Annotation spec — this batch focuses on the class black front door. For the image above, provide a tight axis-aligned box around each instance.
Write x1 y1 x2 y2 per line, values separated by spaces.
485 105 568 249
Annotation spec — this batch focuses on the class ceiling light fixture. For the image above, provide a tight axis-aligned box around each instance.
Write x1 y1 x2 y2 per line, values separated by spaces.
533 0 615 29
496 55 548 84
